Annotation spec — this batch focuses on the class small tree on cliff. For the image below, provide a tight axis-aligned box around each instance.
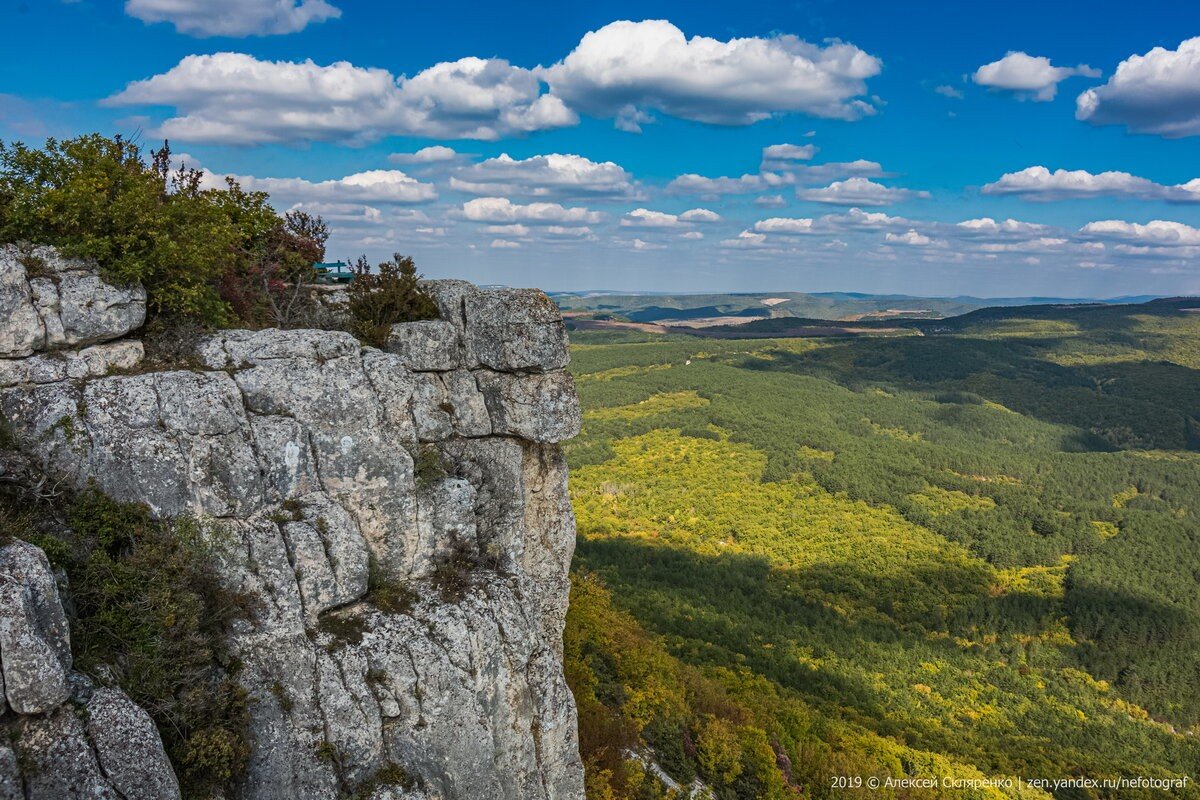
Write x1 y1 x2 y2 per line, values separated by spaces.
346 253 439 347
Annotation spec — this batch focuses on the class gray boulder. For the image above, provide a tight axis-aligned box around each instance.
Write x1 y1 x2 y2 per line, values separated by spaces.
0 540 71 714
86 688 182 800
465 289 569 373
0 245 145 358
475 371 581 443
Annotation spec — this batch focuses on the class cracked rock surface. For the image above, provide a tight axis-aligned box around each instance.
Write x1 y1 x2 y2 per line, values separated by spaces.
0 251 585 800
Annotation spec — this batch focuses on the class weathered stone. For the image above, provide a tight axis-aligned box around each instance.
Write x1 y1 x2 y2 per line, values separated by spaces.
464 288 569 373
0 245 145 358
385 320 459 371
475 371 581 443
411 476 477 577
2 275 585 800
411 373 453 442
0 742 19 800
279 492 370 624
361 350 418 446
199 328 359 370
18 707 118 800
440 369 491 437
0 247 43 358
86 688 182 800
0 540 71 714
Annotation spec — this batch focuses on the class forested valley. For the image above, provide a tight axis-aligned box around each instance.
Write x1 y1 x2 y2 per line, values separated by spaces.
561 299 1200 799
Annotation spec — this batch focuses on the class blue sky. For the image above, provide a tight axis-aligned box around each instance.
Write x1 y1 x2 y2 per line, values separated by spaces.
4 0 1200 297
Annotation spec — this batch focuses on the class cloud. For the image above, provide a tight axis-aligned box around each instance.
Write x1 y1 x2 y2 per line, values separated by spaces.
106 52 578 144
448 153 639 199
618 208 720 229
719 230 769 248
666 173 764 196
753 217 815 234
186 156 437 205
981 166 1200 202
539 19 881 129
666 159 885 196
755 195 787 208
544 225 595 239
934 84 964 99
955 217 1052 237
124 0 340 37
761 143 818 168
679 231 704 240
461 197 602 225
820 207 912 228
1076 37 1200 138
973 51 1099 101
885 229 934 246
483 224 530 236
1079 219 1200 246
796 177 930 206
388 146 460 164
620 208 683 228
490 239 521 249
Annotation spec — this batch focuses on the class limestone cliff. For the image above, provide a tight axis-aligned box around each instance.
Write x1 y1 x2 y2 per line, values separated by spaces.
0 246 585 799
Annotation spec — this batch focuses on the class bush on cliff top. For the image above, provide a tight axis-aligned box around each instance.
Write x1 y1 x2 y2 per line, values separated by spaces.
347 253 439 347
0 133 435 333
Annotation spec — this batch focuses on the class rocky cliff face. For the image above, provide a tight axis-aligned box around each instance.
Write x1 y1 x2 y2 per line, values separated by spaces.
0 246 585 799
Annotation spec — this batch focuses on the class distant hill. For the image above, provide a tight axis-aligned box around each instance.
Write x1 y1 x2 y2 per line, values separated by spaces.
688 296 1200 338
553 290 1161 325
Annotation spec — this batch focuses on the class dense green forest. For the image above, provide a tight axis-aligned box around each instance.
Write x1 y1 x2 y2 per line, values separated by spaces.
562 301 1200 798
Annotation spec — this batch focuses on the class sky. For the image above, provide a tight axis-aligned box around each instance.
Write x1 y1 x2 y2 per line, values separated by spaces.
3 1 1200 297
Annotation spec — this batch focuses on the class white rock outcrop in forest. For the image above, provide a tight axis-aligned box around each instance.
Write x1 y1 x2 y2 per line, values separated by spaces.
0 247 585 799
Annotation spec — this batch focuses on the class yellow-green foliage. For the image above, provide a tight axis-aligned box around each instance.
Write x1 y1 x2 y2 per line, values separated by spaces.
1111 485 1140 509
576 364 673 384
574 429 992 623
908 485 996 515
564 321 1200 799
584 391 710 422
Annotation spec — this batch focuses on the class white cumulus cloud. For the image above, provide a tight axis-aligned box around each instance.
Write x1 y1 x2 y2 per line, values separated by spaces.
106 52 578 144
461 197 602 225
753 217 816 234
981 166 1200 202
388 146 460 164
797 177 930 206
1079 219 1200 246
973 51 1099 101
124 0 340 37
449 153 639 199
885 229 934 246
1076 37 1200 138
539 19 881 129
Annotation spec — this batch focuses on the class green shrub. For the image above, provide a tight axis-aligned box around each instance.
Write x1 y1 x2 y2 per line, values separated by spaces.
50 489 253 799
346 253 438 347
0 135 327 328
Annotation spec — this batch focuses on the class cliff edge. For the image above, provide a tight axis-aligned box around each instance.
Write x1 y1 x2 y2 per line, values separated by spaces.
0 245 585 800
